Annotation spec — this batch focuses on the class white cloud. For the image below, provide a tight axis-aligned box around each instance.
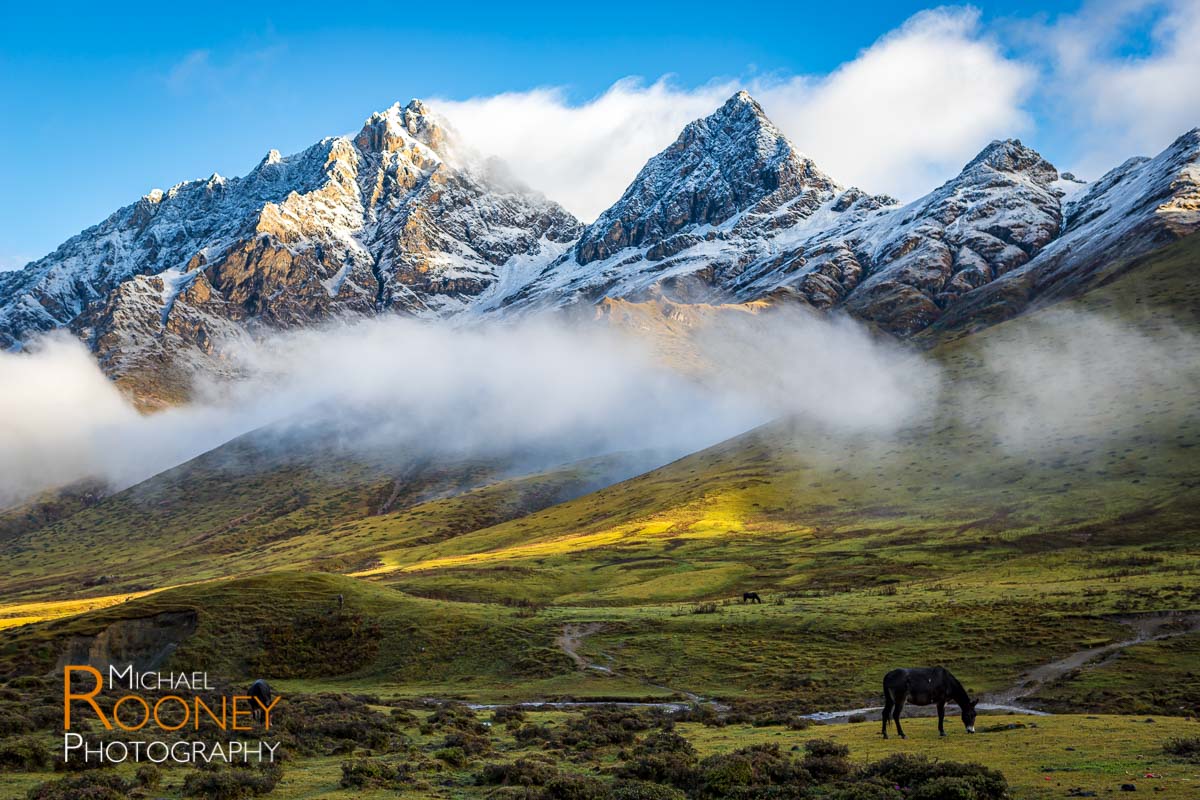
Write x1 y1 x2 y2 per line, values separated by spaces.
0 312 939 508
434 7 1034 218
1034 0 1200 176
751 8 1034 199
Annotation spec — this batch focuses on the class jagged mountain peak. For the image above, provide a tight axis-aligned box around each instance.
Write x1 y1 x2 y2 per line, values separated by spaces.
961 138 1059 185
572 91 838 265
354 98 455 161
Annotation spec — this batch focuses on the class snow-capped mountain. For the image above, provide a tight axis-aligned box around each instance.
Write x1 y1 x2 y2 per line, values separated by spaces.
0 100 579 403
2 92 1198 405
486 95 1198 336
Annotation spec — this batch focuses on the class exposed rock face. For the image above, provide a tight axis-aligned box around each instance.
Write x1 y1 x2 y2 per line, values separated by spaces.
802 138 1065 335
0 100 579 400
929 128 1200 336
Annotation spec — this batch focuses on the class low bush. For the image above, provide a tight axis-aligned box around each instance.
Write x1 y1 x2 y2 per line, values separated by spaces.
423 703 488 735
493 706 528 726
434 746 468 767
695 743 810 799
1163 736 1200 761
557 707 658 749
26 772 134 800
182 763 283 799
443 730 492 756
801 738 852 781
0 735 51 771
476 757 558 786
135 763 161 788
275 693 405 755
610 780 688 800
859 754 1007 800
339 758 413 789
541 773 610 800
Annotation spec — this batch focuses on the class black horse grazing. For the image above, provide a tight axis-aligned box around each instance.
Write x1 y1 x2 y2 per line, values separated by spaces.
742 592 763 604
248 679 273 726
882 667 977 739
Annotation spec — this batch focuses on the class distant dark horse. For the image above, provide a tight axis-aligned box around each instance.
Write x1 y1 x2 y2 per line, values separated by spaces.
882 667 977 739
248 679 273 726
742 592 763 604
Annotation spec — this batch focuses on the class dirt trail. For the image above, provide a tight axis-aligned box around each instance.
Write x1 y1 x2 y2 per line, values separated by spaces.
988 611 1200 707
555 623 613 673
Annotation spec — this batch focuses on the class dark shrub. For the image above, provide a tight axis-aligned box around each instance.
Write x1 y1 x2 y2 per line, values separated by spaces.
26 772 133 800
910 776 986 800
0 735 51 771
182 763 283 799
802 738 852 780
558 707 656 749
635 731 695 756
610 779 688 800
696 743 810 798
860 754 1007 800
434 746 468 767
476 757 558 786
423 703 488 735
493 706 528 726
135 763 161 788
616 731 699 788
276 693 404 755
339 758 412 789
0 710 31 737
1164 736 1200 761
672 703 725 727
825 780 905 800
515 723 555 744
389 708 419 726
444 730 492 756
542 773 609 800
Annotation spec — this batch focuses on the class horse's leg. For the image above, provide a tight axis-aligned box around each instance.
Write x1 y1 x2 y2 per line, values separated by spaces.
881 695 892 739
893 693 907 739
937 701 946 736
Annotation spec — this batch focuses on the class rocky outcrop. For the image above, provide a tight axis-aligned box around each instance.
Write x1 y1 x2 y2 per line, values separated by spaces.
929 128 1200 336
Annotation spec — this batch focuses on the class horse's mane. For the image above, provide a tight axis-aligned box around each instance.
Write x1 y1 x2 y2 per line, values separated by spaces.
944 669 970 703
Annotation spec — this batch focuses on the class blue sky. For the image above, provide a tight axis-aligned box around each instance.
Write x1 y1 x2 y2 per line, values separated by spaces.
2 0 1198 268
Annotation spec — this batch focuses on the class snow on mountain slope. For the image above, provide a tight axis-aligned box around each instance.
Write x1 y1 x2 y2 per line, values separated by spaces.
929 128 1200 335
479 92 893 312
728 138 1065 334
